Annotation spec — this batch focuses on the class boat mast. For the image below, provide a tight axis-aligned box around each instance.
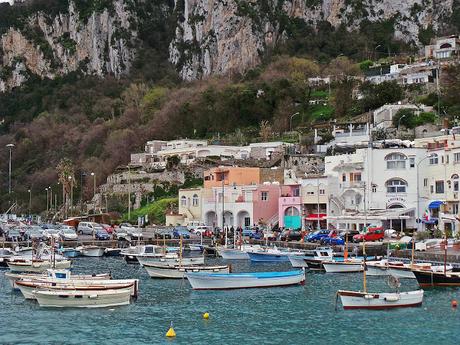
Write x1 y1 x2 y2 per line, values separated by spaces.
179 235 183 268
411 233 415 269
363 240 367 293
444 232 447 275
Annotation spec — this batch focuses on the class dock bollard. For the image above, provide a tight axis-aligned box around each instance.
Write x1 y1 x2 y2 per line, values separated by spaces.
166 322 176 337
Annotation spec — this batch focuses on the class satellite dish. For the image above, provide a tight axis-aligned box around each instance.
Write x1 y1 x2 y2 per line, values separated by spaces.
387 275 401 290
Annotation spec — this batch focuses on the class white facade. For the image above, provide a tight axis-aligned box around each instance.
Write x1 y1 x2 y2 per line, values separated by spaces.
325 147 427 231
373 103 433 129
425 35 460 59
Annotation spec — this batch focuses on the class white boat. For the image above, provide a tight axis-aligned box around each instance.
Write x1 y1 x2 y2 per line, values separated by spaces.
7 260 72 273
217 248 250 260
137 255 205 267
144 263 230 279
34 288 132 308
16 279 138 300
288 247 333 268
4 269 111 289
323 260 363 273
186 270 305 290
387 262 454 279
337 289 424 309
76 246 105 257
188 244 204 252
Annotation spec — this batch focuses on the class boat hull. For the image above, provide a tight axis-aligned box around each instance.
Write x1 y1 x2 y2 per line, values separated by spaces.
387 267 416 279
34 288 132 308
7 260 71 273
137 256 205 267
413 270 460 287
338 289 424 309
247 252 291 262
288 256 310 268
80 247 105 257
5 271 111 289
186 270 305 290
218 248 249 260
104 248 121 256
60 249 80 258
323 262 363 273
144 264 229 279
366 265 390 276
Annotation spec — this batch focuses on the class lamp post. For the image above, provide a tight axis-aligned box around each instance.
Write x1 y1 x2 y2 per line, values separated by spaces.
416 154 435 232
49 186 52 212
45 187 49 213
397 114 406 131
374 44 382 60
221 171 225 230
68 176 73 217
289 112 300 133
6 143 14 194
91 172 96 198
28 189 31 217
80 171 87 209
127 165 131 221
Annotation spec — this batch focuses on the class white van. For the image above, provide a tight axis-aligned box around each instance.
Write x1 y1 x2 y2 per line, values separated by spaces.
77 222 102 235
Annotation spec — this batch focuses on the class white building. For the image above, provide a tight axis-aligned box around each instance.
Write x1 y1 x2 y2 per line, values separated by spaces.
373 103 433 129
325 147 427 232
425 35 460 60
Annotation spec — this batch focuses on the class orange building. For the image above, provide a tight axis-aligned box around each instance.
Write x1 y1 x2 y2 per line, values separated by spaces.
203 167 262 188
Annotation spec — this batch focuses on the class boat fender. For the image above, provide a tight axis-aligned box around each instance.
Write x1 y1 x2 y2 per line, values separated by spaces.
364 294 374 300
384 295 400 302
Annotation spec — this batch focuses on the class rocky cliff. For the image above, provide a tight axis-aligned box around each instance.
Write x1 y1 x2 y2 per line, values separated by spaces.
0 0 457 89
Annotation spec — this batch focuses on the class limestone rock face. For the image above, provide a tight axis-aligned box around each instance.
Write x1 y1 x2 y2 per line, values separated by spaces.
169 0 454 80
0 0 136 91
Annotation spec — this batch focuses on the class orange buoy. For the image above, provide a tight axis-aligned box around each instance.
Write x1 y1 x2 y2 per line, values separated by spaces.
452 300 458 308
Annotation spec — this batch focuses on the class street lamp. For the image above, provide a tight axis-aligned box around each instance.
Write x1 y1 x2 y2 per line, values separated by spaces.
374 44 382 60
6 143 14 194
68 176 73 216
45 187 49 212
416 154 436 232
91 172 96 198
127 165 131 221
49 186 52 212
28 189 31 217
289 112 300 133
397 114 406 131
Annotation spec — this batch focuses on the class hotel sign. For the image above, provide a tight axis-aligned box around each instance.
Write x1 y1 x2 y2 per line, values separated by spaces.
386 195 407 207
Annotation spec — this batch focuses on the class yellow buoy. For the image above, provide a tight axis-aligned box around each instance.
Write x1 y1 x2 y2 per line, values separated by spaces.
166 322 176 338
203 312 210 320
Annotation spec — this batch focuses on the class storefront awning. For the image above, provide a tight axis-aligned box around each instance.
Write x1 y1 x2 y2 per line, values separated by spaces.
428 200 445 209
305 213 327 221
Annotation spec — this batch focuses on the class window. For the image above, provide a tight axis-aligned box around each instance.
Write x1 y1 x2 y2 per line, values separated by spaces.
192 194 199 207
454 153 460 163
435 180 445 194
429 154 439 165
453 174 459 192
446 155 450 164
293 188 300 197
319 189 325 195
386 179 407 193
409 157 415 168
453 203 459 215
306 191 314 195
385 153 407 169
342 174 346 182
372 185 377 193
430 185 434 194
423 178 428 187
180 196 187 206
261 191 268 201
350 172 362 182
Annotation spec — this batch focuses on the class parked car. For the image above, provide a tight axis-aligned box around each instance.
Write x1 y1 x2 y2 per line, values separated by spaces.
95 229 111 240
60 228 78 241
5 229 22 242
154 227 174 239
191 226 213 237
173 226 191 239
43 229 61 240
280 229 302 241
306 229 330 242
321 236 345 246
353 226 385 242
338 230 360 242
77 222 102 235
101 224 115 234
25 227 46 241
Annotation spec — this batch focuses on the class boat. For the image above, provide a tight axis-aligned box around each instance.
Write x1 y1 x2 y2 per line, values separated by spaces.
413 270 460 287
337 289 424 309
144 263 230 279
137 255 205 267
188 244 204 252
34 288 132 308
104 248 122 256
186 270 306 290
76 245 105 257
16 279 138 300
217 244 262 260
7 259 72 273
121 244 177 264
58 248 81 258
0 248 16 267
288 247 333 269
323 260 363 273
337 234 423 310
248 247 304 262
5 269 111 289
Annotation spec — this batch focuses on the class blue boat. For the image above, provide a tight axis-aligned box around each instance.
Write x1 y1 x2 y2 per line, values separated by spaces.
248 251 293 262
59 248 80 258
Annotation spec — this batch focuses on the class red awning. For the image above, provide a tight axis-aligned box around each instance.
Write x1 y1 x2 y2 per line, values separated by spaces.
305 213 327 220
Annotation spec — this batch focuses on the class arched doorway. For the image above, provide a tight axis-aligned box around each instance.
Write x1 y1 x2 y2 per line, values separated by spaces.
223 211 234 227
205 211 217 227
283 206 301 230
387 203 405 231
237 210 251 227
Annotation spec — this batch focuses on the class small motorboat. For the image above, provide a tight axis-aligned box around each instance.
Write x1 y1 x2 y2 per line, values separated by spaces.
185 270 306 290
0 248 16 267
16 279 139 300
7 259 72 273
104 248 122 256
137 255 205 267
217 245 262 260
58 248 81 258
247 248 304 262
337 289 424 309
76 246 105 257
188 244 204 252
323 259 363 273
144 263 230 279
34 288 132 308
5 269 111 289
288 247 333 268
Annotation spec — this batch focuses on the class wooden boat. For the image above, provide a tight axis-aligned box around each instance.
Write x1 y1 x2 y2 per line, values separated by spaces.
76 245 105 257
186 270 306 290
217 244 262 260
7 260 71 273
413 270 460 287
59 248 81 258
144 263 230 279
288 247 333 268
248 248 304 262
5 269 111 289
323 260 363 273
137 255 205 267
0 248 15 267
337 289 424 309
16 279 138 299
34 288 132 308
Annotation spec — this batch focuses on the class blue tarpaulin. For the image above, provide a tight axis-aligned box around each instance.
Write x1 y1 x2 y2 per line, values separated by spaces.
428 200 444 209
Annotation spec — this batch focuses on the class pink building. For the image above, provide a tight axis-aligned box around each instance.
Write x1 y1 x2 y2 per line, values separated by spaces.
278 184 302 229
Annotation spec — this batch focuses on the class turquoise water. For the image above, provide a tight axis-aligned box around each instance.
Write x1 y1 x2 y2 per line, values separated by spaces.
1 257 459 345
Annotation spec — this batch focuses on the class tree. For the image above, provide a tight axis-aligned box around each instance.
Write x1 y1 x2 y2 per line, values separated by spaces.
359 81 404 111
259 120 272 141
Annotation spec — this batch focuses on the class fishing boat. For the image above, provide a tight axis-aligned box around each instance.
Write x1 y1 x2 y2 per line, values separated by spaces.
16 279 138 300
0 248 16 267
144 263 230 279
34 288 132 308
413 270 460 287
217 243 263 260
5 269 111 289
137 255 205 267
186 270 306 290
337 235 423 310
7 259 71 273
58 248 81 258
76 245 105 257
323 259 363 273
247 247 304 262
288 247 333 269
188 244 204 252
104 248 122 256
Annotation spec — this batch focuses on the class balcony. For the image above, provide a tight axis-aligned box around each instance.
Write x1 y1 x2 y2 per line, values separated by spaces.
279 196 301 207
341 181 365 189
